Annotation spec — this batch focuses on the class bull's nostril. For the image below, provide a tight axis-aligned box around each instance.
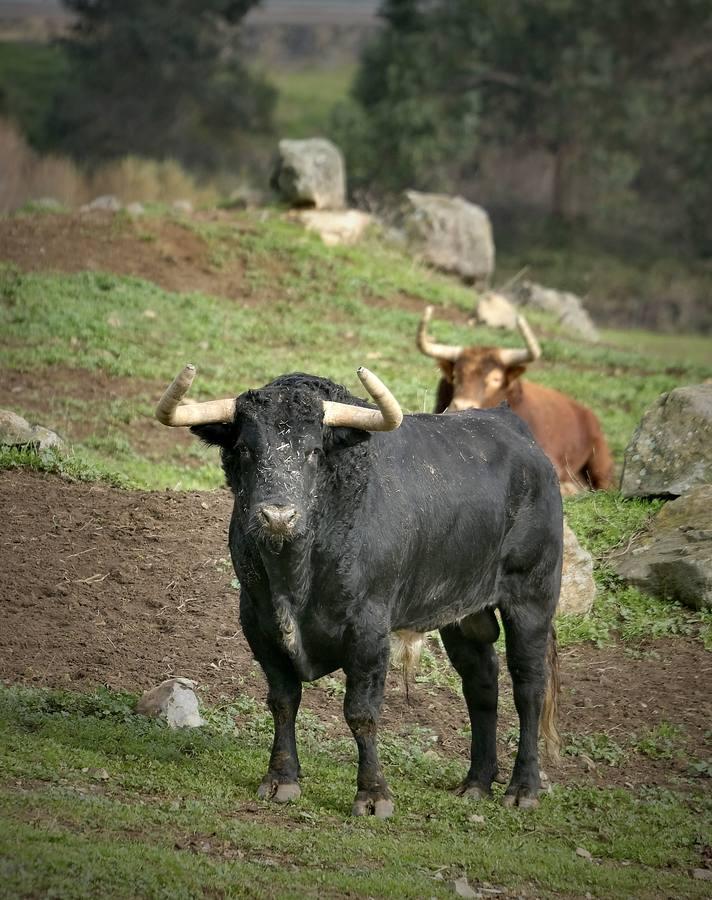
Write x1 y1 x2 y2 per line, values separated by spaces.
260 505 298 530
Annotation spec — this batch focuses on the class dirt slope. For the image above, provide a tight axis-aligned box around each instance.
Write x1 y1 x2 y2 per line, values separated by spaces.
1 468 709 792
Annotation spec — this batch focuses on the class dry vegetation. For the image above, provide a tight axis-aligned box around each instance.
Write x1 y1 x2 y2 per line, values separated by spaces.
0 118 219 212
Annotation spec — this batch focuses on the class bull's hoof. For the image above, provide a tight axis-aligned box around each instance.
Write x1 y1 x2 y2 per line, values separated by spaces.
257 778 301 803
502 788 539 810
454 781 490 800
351 794 394 819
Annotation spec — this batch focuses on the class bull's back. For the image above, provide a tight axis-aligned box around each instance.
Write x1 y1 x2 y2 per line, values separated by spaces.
361 409 560 629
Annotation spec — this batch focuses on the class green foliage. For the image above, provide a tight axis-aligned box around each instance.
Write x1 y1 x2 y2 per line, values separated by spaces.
564 732 627 767
0 446 133 489
633 723 686 762
0 41 69 148
49 0 275 170
1 684 710 899
345 0 712 254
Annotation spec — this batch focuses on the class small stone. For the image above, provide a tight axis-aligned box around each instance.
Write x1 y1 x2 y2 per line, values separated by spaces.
576 847 593 860
692 869 712 881
468 814 485 824
453 876 478 898
88 767 110 781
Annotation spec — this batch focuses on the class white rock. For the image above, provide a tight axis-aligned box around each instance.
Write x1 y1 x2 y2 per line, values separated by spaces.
136 677 205 728
558 522 596 617
293 209 373 246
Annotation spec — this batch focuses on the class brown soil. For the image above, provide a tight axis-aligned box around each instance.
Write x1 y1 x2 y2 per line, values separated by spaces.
2 469 709 792
0 210 253 301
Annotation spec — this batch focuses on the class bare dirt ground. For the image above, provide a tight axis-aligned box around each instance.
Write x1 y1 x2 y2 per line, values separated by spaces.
1 468 710 793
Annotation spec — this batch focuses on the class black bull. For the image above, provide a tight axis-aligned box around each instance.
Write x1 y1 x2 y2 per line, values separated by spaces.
179 372 563 817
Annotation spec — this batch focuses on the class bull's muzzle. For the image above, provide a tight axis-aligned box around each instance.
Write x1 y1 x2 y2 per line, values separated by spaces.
258 504 299 537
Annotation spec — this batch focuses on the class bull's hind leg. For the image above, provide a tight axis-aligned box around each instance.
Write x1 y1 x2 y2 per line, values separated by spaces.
343 632 393 818
499 607 551 809
440 613 500 799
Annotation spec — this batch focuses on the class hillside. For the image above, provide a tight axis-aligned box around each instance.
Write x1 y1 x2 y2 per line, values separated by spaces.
1 206 711 899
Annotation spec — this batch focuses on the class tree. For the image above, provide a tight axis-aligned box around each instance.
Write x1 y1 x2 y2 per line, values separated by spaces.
49 0 275 170
346 0 712 249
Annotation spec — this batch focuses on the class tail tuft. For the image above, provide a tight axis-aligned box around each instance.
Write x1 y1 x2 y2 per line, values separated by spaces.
540 627 561 763
391 630 425 704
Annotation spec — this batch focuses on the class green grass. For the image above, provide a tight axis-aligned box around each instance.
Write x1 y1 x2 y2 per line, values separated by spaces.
2 211 709 490
1 684 709 899
269 64 357 139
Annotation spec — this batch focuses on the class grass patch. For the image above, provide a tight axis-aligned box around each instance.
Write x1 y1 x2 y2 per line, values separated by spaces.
2 210 709 490
0 684 710 899
0 446 133 489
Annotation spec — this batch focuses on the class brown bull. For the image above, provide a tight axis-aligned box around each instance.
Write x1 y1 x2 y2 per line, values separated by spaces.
417 306 613 492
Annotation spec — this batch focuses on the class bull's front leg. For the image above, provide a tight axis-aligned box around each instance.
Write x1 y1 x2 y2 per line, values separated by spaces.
258 667 303 803
241 602 302 803
343 632 393 818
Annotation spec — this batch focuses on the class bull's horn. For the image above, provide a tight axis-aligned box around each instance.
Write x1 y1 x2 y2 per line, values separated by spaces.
416 306 463 362
498 315 542 366
322 367 403 432
155 364 236 426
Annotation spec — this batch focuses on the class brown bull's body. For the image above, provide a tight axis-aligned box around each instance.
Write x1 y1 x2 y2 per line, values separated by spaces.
419 307 614 493
435 371 613 491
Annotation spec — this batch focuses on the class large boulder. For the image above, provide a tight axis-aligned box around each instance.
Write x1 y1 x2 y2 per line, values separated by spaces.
620 384 712 498
511 280 599 342
558 522 596 617
0 409 65 452
612 486 712 610
271 138 346 210
472 291 518 330
402 191 495 283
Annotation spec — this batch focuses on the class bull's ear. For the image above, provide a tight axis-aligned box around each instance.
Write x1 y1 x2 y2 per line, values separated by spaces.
437 359 455 383
324 426 370 452
504 365 527 384
190 423 236 448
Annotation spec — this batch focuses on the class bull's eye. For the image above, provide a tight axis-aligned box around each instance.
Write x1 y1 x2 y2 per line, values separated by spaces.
236 443 254 462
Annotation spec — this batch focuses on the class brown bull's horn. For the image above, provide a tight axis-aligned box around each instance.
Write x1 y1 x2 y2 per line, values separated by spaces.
155 364 236 426
498 315 542 366
416 305 463 362
322 367 403 432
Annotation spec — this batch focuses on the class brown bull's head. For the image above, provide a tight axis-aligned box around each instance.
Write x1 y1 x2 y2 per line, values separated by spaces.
417 306 542 411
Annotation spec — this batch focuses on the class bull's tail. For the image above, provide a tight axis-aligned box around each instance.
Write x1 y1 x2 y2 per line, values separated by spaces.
391 629 425 703
540 626 561 763
583 413 614 490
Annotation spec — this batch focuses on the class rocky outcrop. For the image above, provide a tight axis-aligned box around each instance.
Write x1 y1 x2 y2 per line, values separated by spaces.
612 486 712 610
401 191 495 283
0 410 65 452
558 522 596 616
620 384 712 498
511 280 599 342
271 138 346 210
472 291 518 330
